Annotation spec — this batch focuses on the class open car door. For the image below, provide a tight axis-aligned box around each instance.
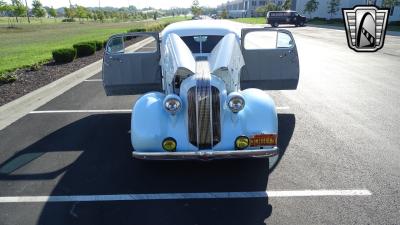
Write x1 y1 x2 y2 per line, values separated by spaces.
103 32 162 96
240 28 299 90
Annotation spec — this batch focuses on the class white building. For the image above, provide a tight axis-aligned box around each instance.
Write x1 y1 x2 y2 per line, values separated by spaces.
219 0 399 21
293 0 399 21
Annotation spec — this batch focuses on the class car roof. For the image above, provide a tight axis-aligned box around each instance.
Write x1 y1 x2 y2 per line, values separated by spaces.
161 20 245 39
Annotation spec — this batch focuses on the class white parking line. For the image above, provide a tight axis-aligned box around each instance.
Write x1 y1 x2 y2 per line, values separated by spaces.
29 107 289 114
0 190 371 203
276 106 290 110
84 79 102 82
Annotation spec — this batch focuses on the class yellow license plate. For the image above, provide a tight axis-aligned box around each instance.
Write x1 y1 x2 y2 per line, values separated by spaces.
249 134 276 147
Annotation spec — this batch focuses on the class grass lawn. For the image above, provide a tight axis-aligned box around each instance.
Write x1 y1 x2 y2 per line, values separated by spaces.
230 17 266 24
0 16 187 75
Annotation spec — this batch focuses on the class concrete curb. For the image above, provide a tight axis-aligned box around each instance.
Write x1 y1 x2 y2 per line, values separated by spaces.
0 37 153 131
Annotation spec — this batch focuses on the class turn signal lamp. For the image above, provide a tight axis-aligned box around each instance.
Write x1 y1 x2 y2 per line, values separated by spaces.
235 136 249 150
162 137 177 152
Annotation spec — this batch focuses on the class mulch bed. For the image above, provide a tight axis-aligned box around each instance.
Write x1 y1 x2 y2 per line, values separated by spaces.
0 36 147 107
0 50 104 107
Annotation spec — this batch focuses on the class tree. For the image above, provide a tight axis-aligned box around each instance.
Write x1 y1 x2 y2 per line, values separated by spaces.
256 2 280 16
24 0 30 23
191 0 202 16
0 0 8 14
382 0 399 7
97 11 104 22
382 0 399 16
327 0 340 19
303 0 319 19
153 11 157 20
256 6 267 16
282 0 292 10
32 0 46 21
0 1 15 27
11 0 27 23
48 6 57 21
76 5 88 23
220 8 228 19
64 7 75 19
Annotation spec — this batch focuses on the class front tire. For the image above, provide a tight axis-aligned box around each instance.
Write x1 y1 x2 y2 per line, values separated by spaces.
272 22 279 27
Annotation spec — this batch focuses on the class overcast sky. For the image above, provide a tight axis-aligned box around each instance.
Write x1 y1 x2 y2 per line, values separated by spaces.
5 0 226 9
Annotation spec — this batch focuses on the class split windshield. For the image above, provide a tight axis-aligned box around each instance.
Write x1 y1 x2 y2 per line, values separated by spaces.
181 35 224 54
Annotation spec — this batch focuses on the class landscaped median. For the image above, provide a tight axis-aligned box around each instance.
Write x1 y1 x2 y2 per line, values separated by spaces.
0 16 186 83
0 17 186 106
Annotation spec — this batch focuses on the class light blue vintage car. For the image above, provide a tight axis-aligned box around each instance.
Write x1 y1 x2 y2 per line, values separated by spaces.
102 20 299 163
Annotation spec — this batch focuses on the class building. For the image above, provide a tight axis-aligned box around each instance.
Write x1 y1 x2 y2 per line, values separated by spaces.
217 0 271 18
294 0 399 21
218 0 399 21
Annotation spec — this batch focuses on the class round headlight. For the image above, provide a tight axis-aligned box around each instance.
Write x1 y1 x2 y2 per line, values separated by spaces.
163 94 182 114
227 92 245 113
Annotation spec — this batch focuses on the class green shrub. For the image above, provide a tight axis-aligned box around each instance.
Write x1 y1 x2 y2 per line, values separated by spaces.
61 18 76 22
327 18 343 24
29 63 42 71
0 73 17 84
52 48 76 64
127 28 146 33
389 21 400 26
95 40 103 51
103 39 108 48
73 42 96 57
145 23 165 32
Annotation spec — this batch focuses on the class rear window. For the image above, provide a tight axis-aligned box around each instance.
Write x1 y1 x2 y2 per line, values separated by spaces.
181 35 223 54
268 12 293 17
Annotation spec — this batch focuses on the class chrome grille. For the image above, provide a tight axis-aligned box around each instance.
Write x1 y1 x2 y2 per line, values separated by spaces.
187 86 221 149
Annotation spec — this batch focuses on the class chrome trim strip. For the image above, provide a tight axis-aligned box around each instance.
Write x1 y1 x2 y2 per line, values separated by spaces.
132 147 279 160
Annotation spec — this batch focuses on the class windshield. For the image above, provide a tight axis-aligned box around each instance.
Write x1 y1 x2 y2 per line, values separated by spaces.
181 35 224 53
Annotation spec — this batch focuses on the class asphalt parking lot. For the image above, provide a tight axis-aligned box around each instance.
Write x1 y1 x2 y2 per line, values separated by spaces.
0 25 400 225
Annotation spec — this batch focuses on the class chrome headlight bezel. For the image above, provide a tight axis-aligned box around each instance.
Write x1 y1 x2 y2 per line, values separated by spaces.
227 92 245 113
163 94 182 114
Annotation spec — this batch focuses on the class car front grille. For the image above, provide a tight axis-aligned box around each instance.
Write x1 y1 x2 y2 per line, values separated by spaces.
187 85 221 149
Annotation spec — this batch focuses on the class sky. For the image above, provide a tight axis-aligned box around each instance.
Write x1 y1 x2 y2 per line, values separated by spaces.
5 0 227 9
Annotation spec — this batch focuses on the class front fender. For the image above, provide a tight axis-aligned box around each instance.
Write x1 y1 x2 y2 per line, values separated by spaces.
216 88 278 149
131 92 197 152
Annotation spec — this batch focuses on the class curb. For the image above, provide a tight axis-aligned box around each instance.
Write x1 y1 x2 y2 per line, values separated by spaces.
0 37 153 131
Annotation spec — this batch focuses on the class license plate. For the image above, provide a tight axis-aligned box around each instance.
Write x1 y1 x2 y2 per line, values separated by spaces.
249 134 276 147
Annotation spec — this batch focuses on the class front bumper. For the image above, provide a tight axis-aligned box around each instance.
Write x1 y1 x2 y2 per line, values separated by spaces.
132 147 279 160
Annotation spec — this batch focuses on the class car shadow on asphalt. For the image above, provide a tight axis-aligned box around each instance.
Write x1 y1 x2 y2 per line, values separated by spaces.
0 113 295 225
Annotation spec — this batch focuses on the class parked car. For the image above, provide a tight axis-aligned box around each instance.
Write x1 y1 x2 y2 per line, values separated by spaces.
267 10 306 27
102 20 299 164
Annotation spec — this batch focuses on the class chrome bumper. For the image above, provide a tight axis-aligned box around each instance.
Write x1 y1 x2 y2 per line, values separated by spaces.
132 147 279 160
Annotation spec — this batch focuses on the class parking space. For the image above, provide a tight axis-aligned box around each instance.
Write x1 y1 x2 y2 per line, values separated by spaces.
0 25 399 224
